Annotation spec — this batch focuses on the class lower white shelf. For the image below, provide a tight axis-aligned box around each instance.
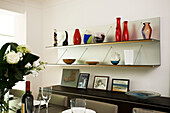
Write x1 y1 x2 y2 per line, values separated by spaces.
46 63 160 67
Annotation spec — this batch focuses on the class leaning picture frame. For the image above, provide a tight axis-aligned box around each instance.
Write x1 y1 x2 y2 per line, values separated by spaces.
77 73 90 89
61 69 80 88
111 79 130 93
93 76 109 90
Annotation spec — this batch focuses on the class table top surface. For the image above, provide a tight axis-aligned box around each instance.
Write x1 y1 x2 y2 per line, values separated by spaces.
9 97 67 113
62 108 96 113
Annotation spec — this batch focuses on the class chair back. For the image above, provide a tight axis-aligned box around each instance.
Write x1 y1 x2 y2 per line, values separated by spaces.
10 89 25 98
50 94 68 107
86 99 118 113
133 108 167 113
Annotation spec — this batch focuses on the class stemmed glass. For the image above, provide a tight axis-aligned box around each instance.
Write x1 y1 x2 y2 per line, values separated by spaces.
41 86 52 109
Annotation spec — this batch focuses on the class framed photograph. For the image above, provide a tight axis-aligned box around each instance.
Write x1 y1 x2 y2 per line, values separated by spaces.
61 69 80 87
77 73 90 89
93 76 109 90
111 79 130 93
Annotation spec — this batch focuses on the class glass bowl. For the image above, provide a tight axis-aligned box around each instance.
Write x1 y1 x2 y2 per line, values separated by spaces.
126 90 161 99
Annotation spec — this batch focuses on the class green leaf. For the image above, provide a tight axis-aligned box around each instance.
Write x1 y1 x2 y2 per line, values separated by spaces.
22 53 39 66
10 43 18 52
0 43 10 61
0 42 18 60
14 70 24 80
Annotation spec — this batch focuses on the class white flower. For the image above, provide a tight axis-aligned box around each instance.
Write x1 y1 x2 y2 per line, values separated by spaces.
31 69 39 77
25 62 32 68
39 64 45 70
6 51 20 64
33 60 40 67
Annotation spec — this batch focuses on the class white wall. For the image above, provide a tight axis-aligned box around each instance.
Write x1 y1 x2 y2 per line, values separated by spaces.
41 0 170 97
1 0 170 97
0 6 26 90
0 0 43 97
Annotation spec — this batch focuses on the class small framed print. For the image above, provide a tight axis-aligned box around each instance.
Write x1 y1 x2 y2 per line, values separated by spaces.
111 79 130 93
77 73 90 89
93 76 109 90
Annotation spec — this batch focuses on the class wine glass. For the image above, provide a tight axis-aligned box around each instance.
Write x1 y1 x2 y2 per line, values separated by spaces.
41 86 52 109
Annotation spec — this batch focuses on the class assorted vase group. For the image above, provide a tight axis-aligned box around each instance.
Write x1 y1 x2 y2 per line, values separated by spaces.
53 17 152 46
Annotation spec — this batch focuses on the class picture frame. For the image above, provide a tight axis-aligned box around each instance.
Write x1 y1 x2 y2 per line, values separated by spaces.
77 73 90 89
93 76 109 90
61 69 80 88
111 79 130 93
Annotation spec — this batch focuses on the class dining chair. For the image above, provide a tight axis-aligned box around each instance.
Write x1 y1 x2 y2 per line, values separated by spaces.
133 108 167 113
9 89 25 98
49 94 68 107
86 99 118 113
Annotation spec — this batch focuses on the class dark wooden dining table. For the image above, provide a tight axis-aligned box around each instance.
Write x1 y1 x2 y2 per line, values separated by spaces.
9 97 67 113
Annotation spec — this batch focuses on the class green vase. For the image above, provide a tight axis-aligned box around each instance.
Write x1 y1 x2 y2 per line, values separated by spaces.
0 89 9 113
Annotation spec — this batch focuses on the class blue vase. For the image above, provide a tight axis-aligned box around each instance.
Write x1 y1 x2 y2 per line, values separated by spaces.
83 34 92 44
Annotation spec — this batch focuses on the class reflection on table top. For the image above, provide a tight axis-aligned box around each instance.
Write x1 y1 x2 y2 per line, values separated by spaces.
9 97 67 113
62 109 96 113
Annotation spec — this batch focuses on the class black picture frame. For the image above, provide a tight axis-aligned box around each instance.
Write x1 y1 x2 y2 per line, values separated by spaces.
111 79 130 93
77 73 90 89
93 76 109 90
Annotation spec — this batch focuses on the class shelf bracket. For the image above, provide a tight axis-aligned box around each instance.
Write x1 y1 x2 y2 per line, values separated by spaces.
134 44 143 64
105 26 112 37
78 48 88 60
102 46 112 63
58 33 65 44
56 49 67 64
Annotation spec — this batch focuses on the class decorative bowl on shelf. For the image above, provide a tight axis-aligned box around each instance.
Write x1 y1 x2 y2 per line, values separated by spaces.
126 90 161 99
111 60 120 65
63 59 76 64
110 52 120 65
86 61 99 65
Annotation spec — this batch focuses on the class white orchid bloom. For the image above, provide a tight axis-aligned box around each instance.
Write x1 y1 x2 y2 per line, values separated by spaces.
25 62 32 68
31 69 39 77
33 60 40 67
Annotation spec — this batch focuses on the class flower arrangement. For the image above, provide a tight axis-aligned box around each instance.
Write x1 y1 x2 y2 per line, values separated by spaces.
0 42 46 112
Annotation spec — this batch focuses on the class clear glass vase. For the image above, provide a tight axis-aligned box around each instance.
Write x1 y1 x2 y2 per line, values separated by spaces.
0 88 9 113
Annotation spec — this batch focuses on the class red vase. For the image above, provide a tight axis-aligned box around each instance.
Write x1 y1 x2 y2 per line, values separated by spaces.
123 21 129 41
115 17 122 42
73 29 81 45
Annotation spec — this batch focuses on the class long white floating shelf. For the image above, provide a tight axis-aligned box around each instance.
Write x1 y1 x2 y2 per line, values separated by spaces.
46 39 159 49
46 63 160 67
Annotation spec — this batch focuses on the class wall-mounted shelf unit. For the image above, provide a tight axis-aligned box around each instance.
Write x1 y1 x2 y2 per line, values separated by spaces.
46 17 160 67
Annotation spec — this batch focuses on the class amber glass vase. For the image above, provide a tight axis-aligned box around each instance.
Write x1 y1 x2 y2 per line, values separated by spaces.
142 22 152 39
123 21 129 41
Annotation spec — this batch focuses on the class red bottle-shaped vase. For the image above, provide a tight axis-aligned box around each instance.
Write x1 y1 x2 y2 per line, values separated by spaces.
123 21 129 41
115 17 122 42
73 29 81 45
142 22 152 39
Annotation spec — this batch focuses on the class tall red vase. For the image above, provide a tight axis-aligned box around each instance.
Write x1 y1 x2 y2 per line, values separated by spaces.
123 21 129 41
73 29 81 45
115 17 122 42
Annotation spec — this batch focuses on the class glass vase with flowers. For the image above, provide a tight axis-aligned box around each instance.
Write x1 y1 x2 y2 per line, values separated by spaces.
0 42 46 112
